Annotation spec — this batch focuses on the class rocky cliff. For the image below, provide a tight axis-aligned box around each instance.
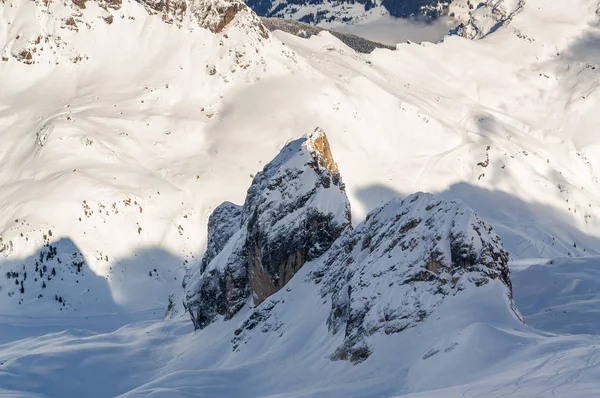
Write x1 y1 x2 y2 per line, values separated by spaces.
1 0 268 67
183 128 351 330
316 192 516 362
184 130 519 363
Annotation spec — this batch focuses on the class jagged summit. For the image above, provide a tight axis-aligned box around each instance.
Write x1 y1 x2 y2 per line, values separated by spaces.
141 0 269 35
22 0 268 34
318 192 518 361
183 128 351 329
184 130 519 364
304 127 339 174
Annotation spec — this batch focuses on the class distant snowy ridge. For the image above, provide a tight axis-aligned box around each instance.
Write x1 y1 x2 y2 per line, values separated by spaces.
244 0 453 25
184 129 520 362
451 0 525 39
0 0 268 66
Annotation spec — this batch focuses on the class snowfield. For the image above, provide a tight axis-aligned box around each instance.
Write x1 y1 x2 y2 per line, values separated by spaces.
1 0 600 396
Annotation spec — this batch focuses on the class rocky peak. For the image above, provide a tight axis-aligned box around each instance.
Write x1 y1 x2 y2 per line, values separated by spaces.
183 128 351 329
200 202 243 273
167 0 268 36
314 192 517 362
1 0 269 67
304 127 339 175
27 0 266 34
223 190 519 364
184 133 520 364
451 0 525 39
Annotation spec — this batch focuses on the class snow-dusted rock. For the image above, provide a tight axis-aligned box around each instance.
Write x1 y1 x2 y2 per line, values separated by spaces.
186 131 518 362
200 202 243 273
139 0 269 35
229 191 518 363
245 0 452 25
451 0 525 39
316 192 516 362
183 128 351 330
0 0 268 67
243 128 351 305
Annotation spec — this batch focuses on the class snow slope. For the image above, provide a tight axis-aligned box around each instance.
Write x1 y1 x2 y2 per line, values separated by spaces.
2 0 599 316
512 256 600 335
0 0 298 316
2 261 600 397
1 0 600 396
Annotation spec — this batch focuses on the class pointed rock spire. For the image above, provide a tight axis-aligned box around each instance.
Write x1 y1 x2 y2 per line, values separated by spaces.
184 128 351 329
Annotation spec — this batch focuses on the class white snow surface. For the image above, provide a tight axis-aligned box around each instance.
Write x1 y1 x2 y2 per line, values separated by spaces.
1 0 600 396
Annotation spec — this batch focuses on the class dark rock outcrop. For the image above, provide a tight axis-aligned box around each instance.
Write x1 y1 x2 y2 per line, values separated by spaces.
200 202 243 273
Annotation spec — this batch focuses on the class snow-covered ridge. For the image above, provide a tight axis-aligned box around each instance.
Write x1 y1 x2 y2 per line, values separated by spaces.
451 0 525 39
0 0 268 66
184 129 518 363
0 0 302 316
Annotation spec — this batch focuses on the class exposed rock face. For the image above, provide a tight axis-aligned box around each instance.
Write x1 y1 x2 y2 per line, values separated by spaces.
184 132 518 362
243 128 350 305
225 190 517 363
139 0 268 35
200 202 243 273
451 0 525 39
32 0 266 36
313 193 516 362
183 128 351 330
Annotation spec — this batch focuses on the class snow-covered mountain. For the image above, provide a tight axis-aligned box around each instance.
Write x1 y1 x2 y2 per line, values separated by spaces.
2 0 600 396
183 128 519 363
450 0 525 39
184 129 351 329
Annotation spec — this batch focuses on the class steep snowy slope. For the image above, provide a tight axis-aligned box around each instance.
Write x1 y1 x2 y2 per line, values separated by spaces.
512 256 600 335
261 0 600 259
1 0 600 314
0 0 298 316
